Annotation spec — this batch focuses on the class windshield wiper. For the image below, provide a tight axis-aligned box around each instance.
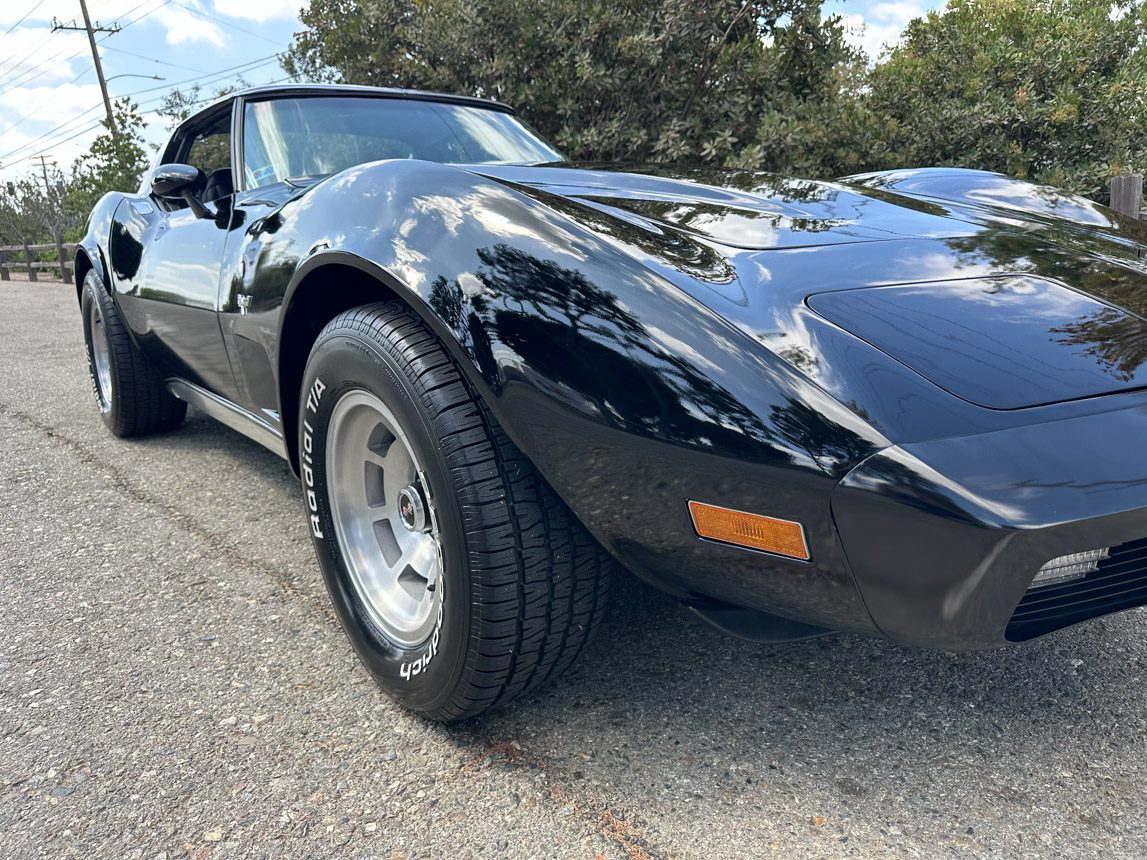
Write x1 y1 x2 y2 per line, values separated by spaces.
285 174 331 188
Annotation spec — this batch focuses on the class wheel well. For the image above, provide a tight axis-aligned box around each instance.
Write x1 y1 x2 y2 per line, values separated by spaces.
278 263 399 473
73 249 94 303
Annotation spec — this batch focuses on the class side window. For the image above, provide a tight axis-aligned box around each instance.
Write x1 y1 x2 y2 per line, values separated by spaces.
183 115 231 175
243 100 287 189
178 112 233 203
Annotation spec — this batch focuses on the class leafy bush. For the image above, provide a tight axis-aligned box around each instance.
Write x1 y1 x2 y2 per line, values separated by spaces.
863 0 1147 200
284 0 1147 201
284 0 867 174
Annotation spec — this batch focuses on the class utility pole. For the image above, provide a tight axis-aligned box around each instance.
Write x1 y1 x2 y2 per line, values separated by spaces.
34 154 64 247
36 155 54 198
52 1 121 135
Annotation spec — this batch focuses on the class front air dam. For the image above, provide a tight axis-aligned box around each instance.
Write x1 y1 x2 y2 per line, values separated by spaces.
831 400 1147 648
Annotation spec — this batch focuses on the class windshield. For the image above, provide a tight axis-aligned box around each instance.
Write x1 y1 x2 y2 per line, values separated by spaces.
242 96 563 188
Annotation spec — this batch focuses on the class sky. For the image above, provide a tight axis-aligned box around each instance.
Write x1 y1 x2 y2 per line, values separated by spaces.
0 0 301 183
831 0 937 61
0 0 941 185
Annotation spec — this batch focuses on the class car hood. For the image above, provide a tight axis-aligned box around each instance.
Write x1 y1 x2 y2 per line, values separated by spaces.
807 276 1147 409
469 162 1147 414
472 163 977 250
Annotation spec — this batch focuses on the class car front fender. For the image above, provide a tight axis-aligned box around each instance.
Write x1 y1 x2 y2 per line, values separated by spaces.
264 160 888 630
74 192 123 300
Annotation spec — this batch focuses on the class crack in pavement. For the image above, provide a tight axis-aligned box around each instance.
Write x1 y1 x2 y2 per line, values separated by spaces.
0 399 326 615
0 395 670 860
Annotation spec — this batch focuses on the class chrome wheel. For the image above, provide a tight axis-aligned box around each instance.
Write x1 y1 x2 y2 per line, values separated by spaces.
89 298 113 407
326 389 443 648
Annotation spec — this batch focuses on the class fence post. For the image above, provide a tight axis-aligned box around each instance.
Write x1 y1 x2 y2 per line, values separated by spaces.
0 251 9 281
1111 174 1144 219
23 243 37 283
55 237 72 284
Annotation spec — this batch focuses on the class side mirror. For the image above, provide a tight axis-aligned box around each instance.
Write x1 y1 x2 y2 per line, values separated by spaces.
151 163 203 198
151 163 213 220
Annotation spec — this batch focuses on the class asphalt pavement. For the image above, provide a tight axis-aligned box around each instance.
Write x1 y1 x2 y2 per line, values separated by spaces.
3 281 1147 859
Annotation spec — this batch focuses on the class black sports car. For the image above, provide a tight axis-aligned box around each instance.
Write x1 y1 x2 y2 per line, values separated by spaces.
76 84 1147 720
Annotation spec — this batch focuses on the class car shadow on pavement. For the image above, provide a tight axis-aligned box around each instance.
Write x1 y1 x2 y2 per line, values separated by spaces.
465 553 1145 844
167 406 1140 742
159 410 302 490
154 408 1145 847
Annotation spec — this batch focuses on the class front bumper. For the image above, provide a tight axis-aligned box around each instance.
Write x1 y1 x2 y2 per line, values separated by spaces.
833 400 1147 648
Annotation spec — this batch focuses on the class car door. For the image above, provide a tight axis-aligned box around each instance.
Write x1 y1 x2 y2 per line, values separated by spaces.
215 96 315 428
109 103 240 400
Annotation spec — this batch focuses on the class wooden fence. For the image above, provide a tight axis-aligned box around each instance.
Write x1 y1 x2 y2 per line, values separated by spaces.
0 240 75 284
1111 174 1145 221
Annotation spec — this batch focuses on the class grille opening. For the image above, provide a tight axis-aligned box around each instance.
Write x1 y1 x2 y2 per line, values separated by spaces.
1006 537 1147 641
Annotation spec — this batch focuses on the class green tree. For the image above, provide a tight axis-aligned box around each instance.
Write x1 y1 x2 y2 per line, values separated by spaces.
0 171 76 278
18 172 74 244
157 78 250 128
0 177 66 246
66 98 151 224
283 0 866 173
863 0 1147 201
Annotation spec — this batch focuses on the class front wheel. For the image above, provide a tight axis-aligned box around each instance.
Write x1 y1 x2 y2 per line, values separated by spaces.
300 303 611 721
80 270 186 437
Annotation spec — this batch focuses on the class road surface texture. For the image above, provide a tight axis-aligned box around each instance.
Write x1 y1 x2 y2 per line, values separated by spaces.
3 281 1147 860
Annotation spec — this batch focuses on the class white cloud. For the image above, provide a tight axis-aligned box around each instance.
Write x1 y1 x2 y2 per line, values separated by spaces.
0 0 230 49
0 26 90 87
0 0 144 28
211 0 301 23
840 1 927 61
0 1 78 26
150 2 229 48
0 0 299 181
0 121 103 174
0 83 105 120
870 0 929 22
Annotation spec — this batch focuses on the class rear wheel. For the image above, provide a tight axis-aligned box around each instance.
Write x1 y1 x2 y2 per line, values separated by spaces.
301 302 611 721
80 270 186 437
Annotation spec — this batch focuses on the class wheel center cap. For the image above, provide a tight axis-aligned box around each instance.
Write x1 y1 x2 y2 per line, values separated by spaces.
398 484 427 532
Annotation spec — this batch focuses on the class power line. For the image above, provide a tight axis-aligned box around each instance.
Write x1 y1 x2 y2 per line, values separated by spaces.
52 0 121 133
0 61 95 141
0 0 170 92
0 55 283 166
0 0 289 172
0 29 71 86
169 0 284 47
111 53 281 98
0 109 103 165
0 119 105 170
0 43 91 93
0 0 197 98
0 6 132 92
0 78 267 170
1 0 47 40
3 96 213 171
104 0 173 35
0 70 290 170
100 43 207 74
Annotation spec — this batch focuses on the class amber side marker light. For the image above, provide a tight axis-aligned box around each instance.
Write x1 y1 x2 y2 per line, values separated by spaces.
687 500 810 561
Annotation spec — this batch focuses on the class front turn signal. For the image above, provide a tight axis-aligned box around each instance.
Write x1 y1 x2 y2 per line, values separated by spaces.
687 501 810 561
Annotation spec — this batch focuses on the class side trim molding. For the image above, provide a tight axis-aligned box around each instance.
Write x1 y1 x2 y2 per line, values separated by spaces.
166 378 289 460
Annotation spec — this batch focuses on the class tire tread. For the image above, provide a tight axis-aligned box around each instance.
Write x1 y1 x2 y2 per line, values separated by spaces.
317 302 612 721
83 272 186 438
